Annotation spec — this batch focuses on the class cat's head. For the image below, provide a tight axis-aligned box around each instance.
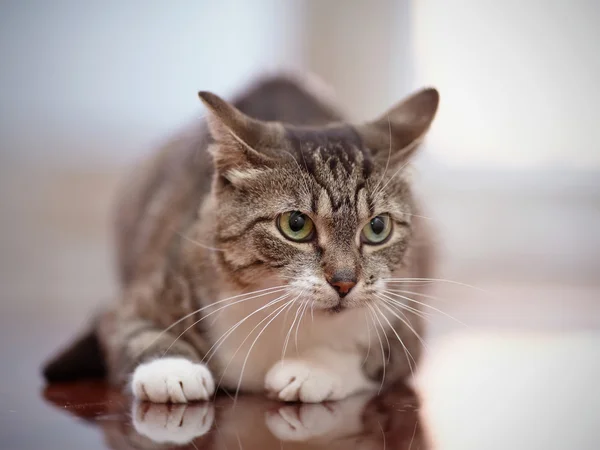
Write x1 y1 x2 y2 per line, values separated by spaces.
200 87 438 312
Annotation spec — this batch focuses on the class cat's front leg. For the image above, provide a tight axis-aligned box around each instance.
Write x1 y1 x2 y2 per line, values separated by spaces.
265 348 376 403
98 310 215 403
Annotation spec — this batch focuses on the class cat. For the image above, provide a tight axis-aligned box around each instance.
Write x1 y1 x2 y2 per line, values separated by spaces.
43 74 438 403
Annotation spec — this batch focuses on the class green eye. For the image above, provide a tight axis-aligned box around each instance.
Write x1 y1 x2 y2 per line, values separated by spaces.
277 211 315 242
361 214 392 245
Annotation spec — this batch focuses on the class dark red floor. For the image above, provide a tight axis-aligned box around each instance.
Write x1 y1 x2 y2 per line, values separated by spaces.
38 380 423 450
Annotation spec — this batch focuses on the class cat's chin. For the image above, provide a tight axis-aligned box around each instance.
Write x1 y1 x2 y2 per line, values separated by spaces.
322 301 367 314
315 297 371 315
325 304 346 314
316 298 369 315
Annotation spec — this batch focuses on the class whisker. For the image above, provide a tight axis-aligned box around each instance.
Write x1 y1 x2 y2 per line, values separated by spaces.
371 157 412 206
281 299 304 360
386 288 450 301
370 114 393 202
160 287 289 356
294 300 310 355
375 295 428 352
372 301 416 380
408 419 418 450
383 289 468 326
203 293 292 364
379 420 387 450
159 285 286 334
297 143 312 191
281 290 300 328
367 152 434 221
376 137 420 197
381 280 434 287
139 286 289 359
366 304 386 394
362 309 372 366
222 119 259 154
377 291 432 321
281 150 312 200
369 302 392 364
175 230 225 252
403 211 433 220
235 430 243 450
219 300 296 397
382 277 487 292
234 292 304 403
213 295 295 395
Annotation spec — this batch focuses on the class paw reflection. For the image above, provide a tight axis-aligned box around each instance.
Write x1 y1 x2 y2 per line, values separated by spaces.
266 402 342 441
43 383 425 450
132 401 214 445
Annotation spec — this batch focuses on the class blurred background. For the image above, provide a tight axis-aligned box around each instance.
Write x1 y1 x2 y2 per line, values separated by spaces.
1 2 599 448
1 0 599 328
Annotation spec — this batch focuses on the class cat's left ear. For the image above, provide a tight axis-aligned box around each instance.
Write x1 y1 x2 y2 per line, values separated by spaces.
356 88 439 166
198 91 278 173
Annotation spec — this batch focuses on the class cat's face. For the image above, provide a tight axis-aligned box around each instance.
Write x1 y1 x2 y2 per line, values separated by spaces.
201 88 438 312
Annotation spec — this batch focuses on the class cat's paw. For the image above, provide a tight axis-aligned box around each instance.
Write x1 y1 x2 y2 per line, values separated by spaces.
132 401 214 444
265 402 342 441
131 357 215 403
265 360 343 403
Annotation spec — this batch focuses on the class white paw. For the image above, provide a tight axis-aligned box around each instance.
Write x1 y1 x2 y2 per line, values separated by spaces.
265 402 342 441
132 401 214 444
265 360 343 403
131 357 215 403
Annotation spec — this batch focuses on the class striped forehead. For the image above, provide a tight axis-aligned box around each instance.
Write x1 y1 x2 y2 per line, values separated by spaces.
283 125 374 225
284 125 372 175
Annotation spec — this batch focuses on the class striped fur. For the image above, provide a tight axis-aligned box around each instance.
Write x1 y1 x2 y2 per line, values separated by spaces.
44 74 439 402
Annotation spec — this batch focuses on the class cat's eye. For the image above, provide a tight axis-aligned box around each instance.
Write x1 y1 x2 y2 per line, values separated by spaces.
277 211 315 242
361 214 392 245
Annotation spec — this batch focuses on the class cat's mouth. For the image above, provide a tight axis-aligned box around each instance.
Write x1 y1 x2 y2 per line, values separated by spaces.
325 303 346 314
320 294 368 314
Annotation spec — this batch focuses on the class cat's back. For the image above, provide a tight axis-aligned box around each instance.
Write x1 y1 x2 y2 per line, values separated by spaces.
114 74 344 287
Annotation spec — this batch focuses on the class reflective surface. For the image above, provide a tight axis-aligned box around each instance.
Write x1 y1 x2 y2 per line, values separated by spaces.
41 381 424 450
2 317 599 449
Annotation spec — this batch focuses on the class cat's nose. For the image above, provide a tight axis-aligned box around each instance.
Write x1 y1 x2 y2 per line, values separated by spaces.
327 271 357 298
331 280 356 297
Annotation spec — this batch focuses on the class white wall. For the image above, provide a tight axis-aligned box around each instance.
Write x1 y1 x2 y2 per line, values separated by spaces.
303 0 412 121
3 1 599 171
0 0 303 167
414 0 600 169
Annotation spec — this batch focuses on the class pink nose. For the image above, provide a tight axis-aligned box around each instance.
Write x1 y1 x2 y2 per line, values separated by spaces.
330 280 356 296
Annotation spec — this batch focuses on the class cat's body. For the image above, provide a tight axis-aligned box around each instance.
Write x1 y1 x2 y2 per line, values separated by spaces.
43 74 438 403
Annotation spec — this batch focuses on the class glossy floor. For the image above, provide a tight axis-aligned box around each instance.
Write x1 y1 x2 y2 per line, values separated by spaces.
40 381 423 450
1 169 599 449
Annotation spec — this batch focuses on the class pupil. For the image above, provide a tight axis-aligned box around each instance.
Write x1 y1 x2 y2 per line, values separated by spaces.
289 212 305 232
371 217 385 234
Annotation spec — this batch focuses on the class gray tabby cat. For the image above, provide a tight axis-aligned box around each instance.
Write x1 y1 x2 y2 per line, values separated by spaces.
43 75 438 403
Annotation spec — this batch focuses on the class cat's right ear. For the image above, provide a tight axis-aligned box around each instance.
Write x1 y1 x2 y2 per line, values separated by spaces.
356 88 439 167
198 92 275 174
